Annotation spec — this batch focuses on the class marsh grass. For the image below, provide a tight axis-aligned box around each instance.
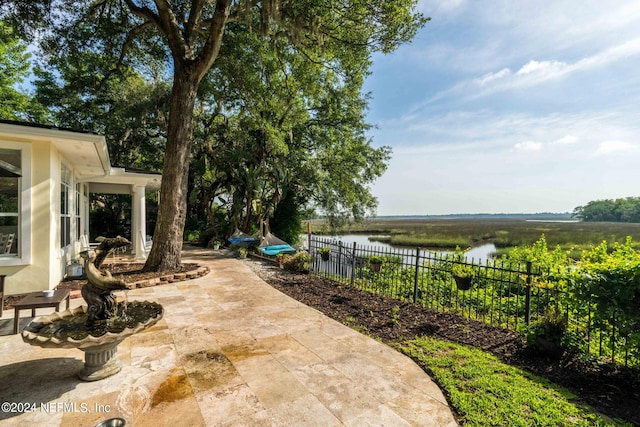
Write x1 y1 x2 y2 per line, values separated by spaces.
401 336 629 426
310 218 640 253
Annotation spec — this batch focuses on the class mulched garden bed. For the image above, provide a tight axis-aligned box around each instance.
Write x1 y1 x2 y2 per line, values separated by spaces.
248 259 639 426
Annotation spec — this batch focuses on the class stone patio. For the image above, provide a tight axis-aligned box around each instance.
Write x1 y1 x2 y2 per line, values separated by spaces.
0 248 457 426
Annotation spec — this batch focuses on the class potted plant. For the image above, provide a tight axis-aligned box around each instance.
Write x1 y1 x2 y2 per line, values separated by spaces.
318 247 331 261
526 305 569 359
237 247 248 259
369 255 384 273
452 263 475 290
211 240 221 250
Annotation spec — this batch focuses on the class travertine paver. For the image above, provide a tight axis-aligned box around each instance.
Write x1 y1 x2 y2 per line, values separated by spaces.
0 248 457 426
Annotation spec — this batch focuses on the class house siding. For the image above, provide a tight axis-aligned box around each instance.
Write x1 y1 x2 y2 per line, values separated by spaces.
0 138 80 294
0 121 159 297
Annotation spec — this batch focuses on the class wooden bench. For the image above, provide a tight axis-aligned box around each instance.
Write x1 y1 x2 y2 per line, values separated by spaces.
13 289 71 334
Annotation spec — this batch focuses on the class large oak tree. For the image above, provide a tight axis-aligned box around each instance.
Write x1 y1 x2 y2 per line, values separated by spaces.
190 23 393 241
5 1 427 271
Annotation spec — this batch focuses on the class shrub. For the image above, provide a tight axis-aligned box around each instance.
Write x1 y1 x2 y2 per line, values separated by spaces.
526 305 569 358
563 238 640 362
282 251 311 273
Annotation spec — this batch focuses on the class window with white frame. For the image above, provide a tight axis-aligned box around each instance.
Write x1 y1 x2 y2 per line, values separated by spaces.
75 182 82 240
61 164 72 248
0 148 20 255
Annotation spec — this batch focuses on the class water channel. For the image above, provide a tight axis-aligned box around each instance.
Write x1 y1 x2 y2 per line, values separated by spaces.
304 234 497 262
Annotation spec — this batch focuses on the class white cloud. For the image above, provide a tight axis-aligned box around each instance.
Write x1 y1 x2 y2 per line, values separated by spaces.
555 135 578 144
368 1 640 215
516 60 567 76
594 140 637 155
572 37 640 71
415 35 640 110
514 141 543 151
477 68 511 86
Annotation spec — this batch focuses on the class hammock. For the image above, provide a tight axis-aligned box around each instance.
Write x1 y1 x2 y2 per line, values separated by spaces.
228 228 259 247
258 231 297 256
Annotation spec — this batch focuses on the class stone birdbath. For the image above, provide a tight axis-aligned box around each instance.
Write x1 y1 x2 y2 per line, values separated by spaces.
21 237 164 381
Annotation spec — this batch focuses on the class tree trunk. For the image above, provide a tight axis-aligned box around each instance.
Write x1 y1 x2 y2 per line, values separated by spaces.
143 70 199 271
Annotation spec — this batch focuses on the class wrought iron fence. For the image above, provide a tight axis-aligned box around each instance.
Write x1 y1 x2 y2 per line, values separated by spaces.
307 234 638 367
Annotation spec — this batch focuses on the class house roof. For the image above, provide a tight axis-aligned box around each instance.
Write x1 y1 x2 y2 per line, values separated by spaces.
0 120 162 191
0 120 110 178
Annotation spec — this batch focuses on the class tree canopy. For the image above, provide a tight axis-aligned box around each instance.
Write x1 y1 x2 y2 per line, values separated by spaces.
3 0 428 270
0 19 38 120
573 197 640 222
188 22 392 243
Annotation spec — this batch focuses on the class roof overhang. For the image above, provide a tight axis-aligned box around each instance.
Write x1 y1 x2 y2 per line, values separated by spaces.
0 121 110 178
0 121 162 192
86 167 162 194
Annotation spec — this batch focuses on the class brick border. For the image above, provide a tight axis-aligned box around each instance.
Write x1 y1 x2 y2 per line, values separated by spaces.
65 265 211 298
129 265 211 289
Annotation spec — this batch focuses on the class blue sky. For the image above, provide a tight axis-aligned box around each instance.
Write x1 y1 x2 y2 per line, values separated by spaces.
364 0 640 216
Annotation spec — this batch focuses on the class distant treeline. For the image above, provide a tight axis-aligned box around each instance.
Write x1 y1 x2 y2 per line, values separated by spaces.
573 197 640 222
375 212 572 220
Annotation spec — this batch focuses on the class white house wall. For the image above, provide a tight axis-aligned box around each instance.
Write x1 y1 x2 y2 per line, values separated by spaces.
0 138 92 295
0 138 55 295
0 122 160 296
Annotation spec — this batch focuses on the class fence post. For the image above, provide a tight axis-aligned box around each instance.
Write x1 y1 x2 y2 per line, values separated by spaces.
338 241 343 277
413 247 421 303
525 261 532 325
350 241 357 286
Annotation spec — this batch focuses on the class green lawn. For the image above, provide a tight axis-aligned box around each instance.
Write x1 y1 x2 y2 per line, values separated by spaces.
401 336 629 427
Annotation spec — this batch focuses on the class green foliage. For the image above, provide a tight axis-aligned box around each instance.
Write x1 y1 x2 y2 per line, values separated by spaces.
402 337 627 426
271 189 303 246
17 0 427 270
505 234 569 267
319 233 640 366
282 251 311 273
391 305 400 325
525 305 581 358
89 194 131 240
89 192 158 243
190 20 396 238
451 263 475 278
368 255 384 265
562 238 640 361
33 49 168 171
573 197 640 222
0 1 54 38
0 19 42 120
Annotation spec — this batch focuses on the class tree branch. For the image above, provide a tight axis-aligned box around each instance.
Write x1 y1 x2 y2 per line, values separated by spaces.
153 0 190 60
116 21 154 68
185 0 207 46
193 0 231 80
123 0 187 60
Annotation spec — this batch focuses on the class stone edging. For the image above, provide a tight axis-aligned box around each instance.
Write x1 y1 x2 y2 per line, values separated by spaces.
128 265 211 289
67 265 211 299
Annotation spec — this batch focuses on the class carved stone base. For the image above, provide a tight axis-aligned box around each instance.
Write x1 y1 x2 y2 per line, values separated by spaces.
78 342 123 381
